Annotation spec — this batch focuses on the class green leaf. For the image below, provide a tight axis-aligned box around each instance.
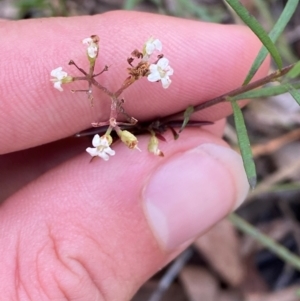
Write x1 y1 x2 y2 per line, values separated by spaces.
225 0 283 73
229 213 300 272
232 83 300 100
179 106 194 133
285 60 300 79
230 98 256 188
243 0 299 85
286 83 300 105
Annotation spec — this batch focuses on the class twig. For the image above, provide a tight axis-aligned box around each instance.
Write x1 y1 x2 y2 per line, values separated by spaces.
251 128 300 158
147 248 193 301
159 64 294 124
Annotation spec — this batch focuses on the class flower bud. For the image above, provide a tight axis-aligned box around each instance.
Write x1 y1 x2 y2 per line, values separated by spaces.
119 130 139 150
148 133 164 157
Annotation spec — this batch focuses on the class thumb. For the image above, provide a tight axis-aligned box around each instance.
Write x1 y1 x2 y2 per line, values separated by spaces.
0 128 249 301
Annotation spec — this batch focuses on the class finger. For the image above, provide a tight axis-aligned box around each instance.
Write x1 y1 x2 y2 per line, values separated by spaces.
0 136 89 202
0 11 269 154
0 129 249 300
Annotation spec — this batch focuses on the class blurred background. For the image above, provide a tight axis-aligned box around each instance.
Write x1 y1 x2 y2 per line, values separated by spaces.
2 0 300 300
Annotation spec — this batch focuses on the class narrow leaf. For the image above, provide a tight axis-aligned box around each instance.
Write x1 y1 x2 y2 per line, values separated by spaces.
179 105 194 133
285 60 300 79
243 0 299 85
232 83 300 101
226 0 283 72
230 98 256 188
229 213 300 272
286 83 300 105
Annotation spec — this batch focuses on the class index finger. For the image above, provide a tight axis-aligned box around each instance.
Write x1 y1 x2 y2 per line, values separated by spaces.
0 11 269 154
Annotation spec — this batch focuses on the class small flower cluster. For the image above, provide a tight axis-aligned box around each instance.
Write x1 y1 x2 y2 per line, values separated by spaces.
143 37 173 89
127 37 174 89
50 35 172 161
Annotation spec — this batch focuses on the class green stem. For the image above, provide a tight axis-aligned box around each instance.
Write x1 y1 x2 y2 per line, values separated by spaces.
229 213 300 271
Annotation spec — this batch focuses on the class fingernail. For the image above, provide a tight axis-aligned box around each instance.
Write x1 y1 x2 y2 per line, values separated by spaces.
143 143 249 251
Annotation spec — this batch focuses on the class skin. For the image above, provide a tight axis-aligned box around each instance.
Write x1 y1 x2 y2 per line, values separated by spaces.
0 11 269 301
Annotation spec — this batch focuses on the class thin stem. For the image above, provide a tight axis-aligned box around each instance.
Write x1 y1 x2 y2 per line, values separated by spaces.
90 77 135 122
93 65 109 77
89 63 95 77
69 57 134 121
91 78 114 97
229 213 300 271
71 89 90 93
72 77 88 81
148 248 193 301
159 64 294 124
114 77 136 98
69 60 87 75
87 62 96 104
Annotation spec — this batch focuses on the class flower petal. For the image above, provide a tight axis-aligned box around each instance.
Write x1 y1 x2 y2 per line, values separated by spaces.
92 134 101 147
157 58 169 69
82 37 93 45
51 67 68 81
147 72 161 82
153 39 162 51
51 67 62 77
86 147 98 157
105 148 116 156
87 45 98 58
166 67 174 76
149 64 159 73
161 77 171 89
99 152 110 161
53 81 63 92
145 43 155 55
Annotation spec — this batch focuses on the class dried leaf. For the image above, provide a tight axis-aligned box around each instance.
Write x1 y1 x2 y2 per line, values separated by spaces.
179 266 218 301
194 219 245 286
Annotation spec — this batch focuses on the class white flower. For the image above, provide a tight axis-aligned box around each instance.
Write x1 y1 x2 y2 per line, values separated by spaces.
147 58 174 89
50 67 68 92
82 37 98 59
86 134 115 161
144 37 162 56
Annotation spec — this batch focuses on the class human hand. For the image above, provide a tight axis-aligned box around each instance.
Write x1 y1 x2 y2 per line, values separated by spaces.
0 11 269 300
